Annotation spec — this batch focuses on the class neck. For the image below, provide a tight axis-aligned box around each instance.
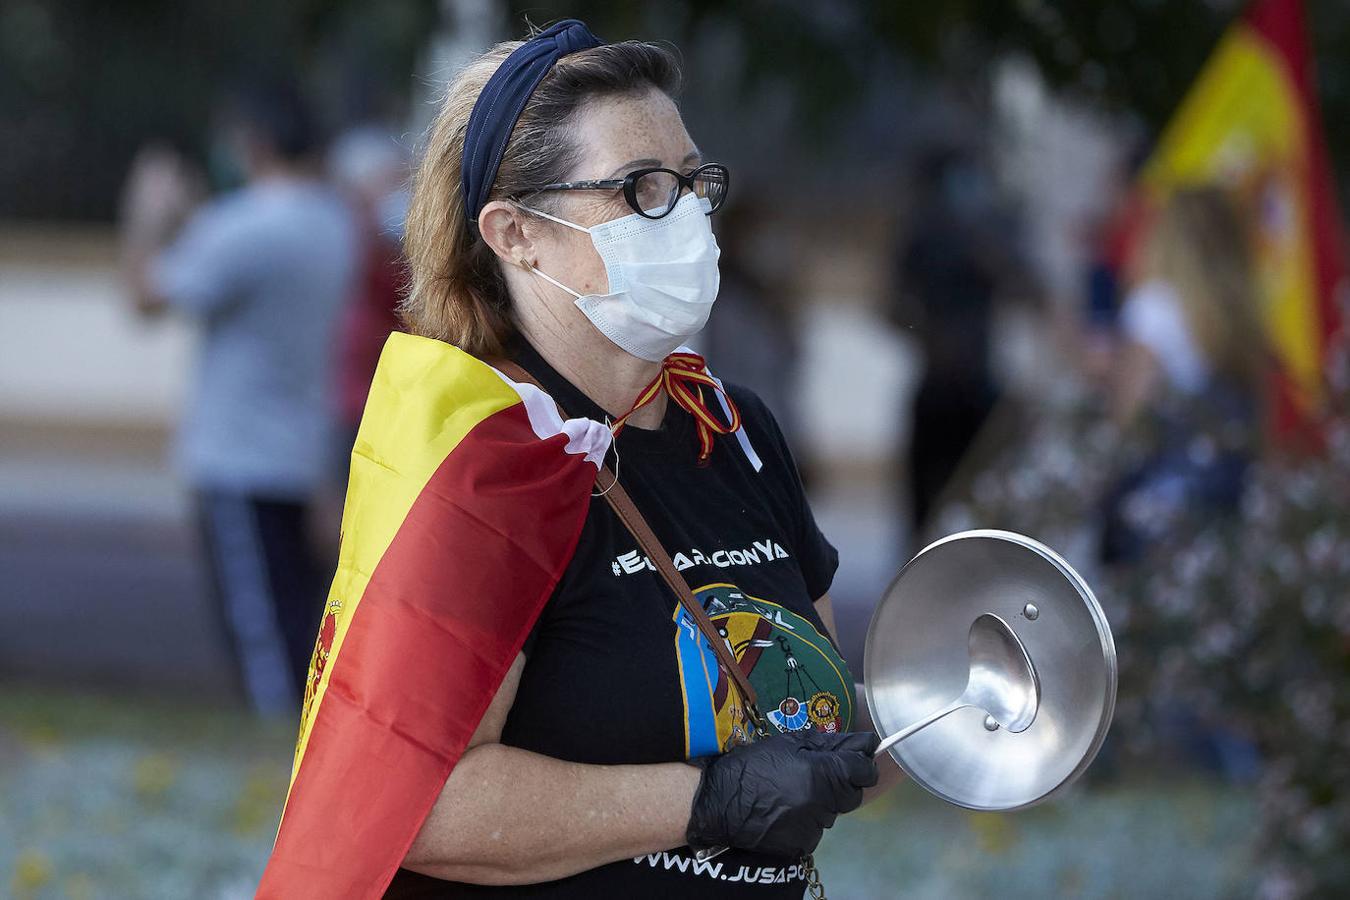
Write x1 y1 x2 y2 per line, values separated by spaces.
515 295 667 430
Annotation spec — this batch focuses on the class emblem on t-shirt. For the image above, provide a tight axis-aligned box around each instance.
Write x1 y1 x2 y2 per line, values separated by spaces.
807 691 844 733
673 584 854 758
763 636 844 734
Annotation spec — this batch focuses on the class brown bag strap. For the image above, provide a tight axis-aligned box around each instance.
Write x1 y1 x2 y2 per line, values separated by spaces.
494 358 767 735
594 467 766 731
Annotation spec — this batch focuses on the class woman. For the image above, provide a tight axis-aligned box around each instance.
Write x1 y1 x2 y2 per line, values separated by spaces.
1102 186 1267 562
260 20 898 899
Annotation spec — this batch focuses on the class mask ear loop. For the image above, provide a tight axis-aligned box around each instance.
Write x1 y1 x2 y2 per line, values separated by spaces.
515 201 592 300
527 261 584 300
592 415 621 497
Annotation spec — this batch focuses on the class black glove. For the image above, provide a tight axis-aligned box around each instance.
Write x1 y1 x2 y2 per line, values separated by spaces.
686 730 880 859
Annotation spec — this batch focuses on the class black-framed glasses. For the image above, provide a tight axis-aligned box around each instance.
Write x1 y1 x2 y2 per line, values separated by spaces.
515 162 729 219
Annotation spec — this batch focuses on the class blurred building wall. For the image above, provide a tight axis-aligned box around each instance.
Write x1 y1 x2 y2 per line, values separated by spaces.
0 227 192 428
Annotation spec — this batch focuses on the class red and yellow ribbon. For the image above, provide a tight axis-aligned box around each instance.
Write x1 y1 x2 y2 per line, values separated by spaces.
611 351 741 463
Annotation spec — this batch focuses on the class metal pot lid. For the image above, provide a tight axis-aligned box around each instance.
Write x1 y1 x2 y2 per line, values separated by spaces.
864 530 1117 811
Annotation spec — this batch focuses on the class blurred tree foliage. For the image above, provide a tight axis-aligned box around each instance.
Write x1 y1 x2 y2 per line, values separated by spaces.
4 0 1350 220
943 331 1350 897
0 0 438 220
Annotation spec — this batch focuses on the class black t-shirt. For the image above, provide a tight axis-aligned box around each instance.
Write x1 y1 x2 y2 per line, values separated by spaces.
386 343 852 899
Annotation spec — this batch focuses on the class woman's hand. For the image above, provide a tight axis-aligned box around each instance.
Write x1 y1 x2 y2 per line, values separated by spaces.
686 730 880 859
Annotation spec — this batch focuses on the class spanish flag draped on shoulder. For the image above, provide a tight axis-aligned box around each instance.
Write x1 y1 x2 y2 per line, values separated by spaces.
257 332 610 898
1142 0 1347 443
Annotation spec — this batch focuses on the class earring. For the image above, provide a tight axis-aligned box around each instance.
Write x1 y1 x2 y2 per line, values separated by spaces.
517 258 532 271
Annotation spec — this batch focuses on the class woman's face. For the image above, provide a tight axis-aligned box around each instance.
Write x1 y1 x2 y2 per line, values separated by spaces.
526 87 702 298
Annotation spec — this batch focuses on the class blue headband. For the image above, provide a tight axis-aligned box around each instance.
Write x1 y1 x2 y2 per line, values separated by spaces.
462 19 604 233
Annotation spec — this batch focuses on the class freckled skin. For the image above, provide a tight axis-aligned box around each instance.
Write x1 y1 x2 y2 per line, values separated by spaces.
477 87 704 427
523 87 701 299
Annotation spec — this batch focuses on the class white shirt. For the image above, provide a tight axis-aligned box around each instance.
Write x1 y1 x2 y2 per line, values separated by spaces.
1119 279 1210 395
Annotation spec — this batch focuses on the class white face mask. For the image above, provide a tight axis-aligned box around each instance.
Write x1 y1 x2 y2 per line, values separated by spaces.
522 192 721 362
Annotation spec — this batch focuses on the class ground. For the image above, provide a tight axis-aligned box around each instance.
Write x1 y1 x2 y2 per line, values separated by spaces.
0 686 1256 900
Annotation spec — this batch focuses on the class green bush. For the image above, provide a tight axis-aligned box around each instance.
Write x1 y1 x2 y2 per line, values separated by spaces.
942 341 1350 898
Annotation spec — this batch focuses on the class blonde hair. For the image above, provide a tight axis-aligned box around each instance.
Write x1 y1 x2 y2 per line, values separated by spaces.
1140 186 1267 388
401 36 680 358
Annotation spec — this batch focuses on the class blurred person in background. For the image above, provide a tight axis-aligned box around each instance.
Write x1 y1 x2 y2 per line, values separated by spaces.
118 78 357 716
1099 186 1269 782
886 145 1004 536
327 125 411 473
1100 186 1267 564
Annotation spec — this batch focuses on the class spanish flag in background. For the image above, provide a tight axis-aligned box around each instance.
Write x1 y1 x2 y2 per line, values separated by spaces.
1142 0 1346 440
257 333 610 897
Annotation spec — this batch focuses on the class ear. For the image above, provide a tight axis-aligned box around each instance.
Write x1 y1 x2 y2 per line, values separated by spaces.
478 199 536 271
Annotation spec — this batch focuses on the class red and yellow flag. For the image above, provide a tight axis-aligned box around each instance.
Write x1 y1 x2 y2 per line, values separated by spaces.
257 332 609 897
1142 0 1346 436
